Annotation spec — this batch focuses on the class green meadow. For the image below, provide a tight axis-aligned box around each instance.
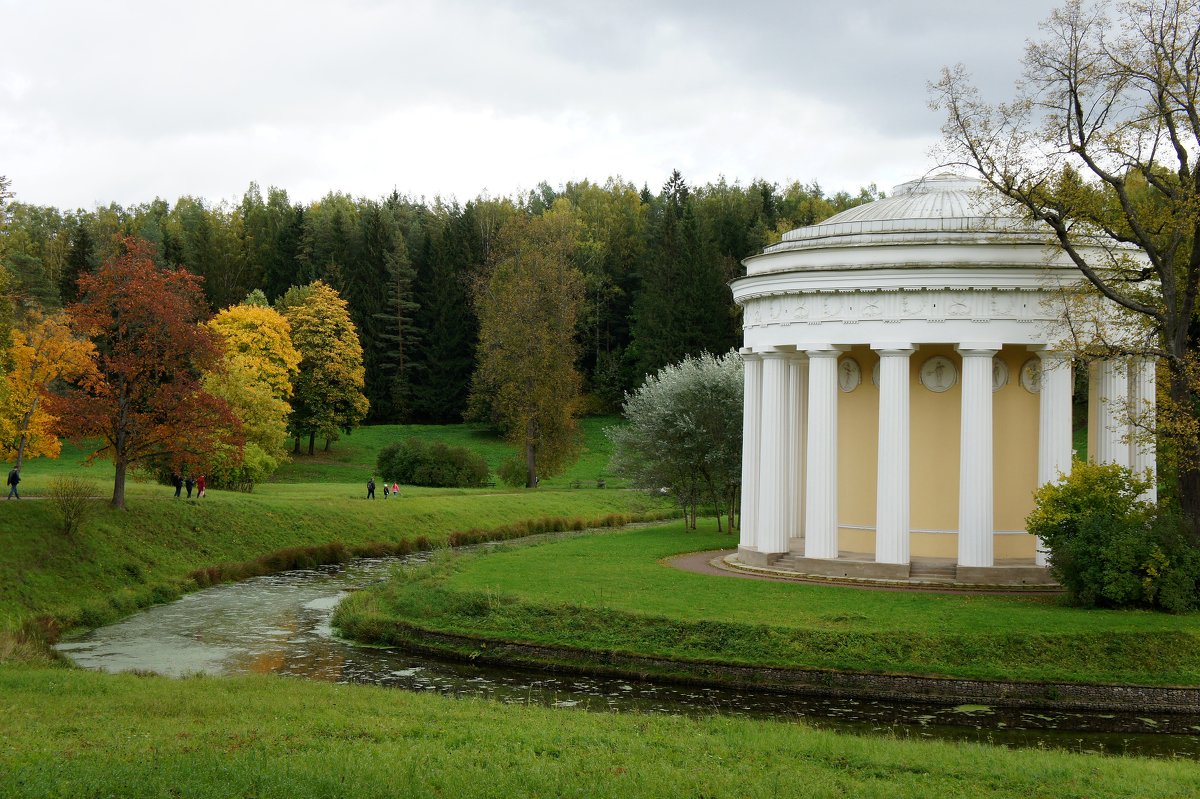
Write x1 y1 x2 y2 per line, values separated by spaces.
2 422 1199 797
2 666 1198 799
0 419 653 650
335 522 1200 685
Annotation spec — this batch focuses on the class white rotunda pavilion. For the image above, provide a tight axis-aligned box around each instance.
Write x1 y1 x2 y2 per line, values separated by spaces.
730 174 1156 584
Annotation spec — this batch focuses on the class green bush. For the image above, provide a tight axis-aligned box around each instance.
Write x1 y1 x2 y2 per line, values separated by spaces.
377 438 489 488
1027 461 1200 611
497 457 529 488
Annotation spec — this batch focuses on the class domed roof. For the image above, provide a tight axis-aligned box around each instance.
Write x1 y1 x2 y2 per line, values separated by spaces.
762 173 1045 258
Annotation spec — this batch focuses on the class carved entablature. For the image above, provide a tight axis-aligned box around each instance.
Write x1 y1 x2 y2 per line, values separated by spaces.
742 287 1052 330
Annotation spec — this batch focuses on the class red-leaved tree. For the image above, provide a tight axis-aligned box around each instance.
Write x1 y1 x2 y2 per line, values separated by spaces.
60 237 242 508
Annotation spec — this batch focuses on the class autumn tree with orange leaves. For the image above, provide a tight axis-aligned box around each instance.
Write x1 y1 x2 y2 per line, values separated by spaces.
0 310 98 470
60 237 241 508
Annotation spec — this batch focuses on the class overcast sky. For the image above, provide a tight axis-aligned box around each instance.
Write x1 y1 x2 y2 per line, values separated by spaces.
2 0 1056 210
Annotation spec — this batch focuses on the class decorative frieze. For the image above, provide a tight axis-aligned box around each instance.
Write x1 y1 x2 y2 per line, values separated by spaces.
742 287 1053 330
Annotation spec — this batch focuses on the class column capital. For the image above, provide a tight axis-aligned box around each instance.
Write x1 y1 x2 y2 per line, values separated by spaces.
804 345 848 359
871 342 916 357
956 342 1003 357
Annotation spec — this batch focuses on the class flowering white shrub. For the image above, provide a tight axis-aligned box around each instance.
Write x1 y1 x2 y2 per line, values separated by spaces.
610 350 742 530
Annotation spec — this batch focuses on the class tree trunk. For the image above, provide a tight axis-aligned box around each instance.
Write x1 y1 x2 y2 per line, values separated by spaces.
112 458 127 509
308 432 315 456
293 435 301 455
1169 366 1200 539
324 437 332 452
14 395 36 471
525 419 538 489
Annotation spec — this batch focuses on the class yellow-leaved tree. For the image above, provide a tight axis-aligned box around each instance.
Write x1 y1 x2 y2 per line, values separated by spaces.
202 296 302 487
275 281 369 455
471 199 585 487
0 310 98 470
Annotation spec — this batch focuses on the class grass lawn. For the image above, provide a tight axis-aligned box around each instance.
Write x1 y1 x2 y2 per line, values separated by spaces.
0 418 662 656
267 416 624 487
336 521 1200 685
1 665 1197 799
7 422 1199 796
0 485 662 642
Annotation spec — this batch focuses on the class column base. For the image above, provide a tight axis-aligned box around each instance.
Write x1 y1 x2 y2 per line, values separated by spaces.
955 564 1056 586
781 557 912 580
737 546 783 567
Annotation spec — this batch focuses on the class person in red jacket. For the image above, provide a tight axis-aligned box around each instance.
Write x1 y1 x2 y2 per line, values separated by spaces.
196 474 206 498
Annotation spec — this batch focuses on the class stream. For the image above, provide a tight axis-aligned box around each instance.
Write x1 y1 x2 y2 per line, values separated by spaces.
55 551 1200 759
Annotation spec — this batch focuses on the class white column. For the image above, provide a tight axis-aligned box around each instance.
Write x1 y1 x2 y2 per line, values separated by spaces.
1093 358 1130 467
1129 356 1157 502
787 353 807 542
1036 349 1074 567
874 345 914 565
957 344 1000 568
738 350 762 551
804 348 842 559
758 349 793 555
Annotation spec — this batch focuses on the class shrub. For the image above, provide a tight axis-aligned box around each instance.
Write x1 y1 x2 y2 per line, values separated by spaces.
497 456 528 487
610 350 743 530
46 475 100 537
377 438 489 488
1027 461 1200 611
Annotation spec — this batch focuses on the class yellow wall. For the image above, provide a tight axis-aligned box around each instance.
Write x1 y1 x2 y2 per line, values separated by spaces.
910 345 962 538
837 346 878 531
831 344 1040 561
993 346 1039 558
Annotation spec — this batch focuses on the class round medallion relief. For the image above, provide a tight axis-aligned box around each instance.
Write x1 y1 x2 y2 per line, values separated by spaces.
919 356 957 393
1020 358 1042 394
992 357 1009 392
838 357 861 392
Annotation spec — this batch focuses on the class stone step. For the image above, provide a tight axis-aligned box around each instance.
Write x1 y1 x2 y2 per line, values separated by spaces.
909 560 957 580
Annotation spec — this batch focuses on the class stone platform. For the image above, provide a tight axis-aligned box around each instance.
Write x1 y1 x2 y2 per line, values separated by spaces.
731 543 1058 590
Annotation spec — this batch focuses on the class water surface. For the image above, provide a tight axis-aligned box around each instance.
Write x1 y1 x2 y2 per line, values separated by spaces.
57 552 1200 759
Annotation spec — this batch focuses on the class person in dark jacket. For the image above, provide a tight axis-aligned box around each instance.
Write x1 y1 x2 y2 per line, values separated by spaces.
6 467 19 500
172 473 183 498
185 475 195 498
367 477 376 499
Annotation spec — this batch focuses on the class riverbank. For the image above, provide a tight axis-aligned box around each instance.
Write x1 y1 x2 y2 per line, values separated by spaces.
0 483 668 658
333 522 1200 698
1 665 1197 798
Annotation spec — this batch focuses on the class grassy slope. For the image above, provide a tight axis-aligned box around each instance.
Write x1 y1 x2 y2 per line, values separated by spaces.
6 423 1198 794
339 522 1200 685
0 488 659 634
0 418 656 640
267 416 623 487
1 666 1197 799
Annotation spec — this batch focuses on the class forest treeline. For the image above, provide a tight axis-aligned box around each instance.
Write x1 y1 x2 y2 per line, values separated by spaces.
1 172 879 422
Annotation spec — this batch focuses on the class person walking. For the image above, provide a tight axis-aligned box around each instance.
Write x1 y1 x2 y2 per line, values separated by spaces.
196 474 206 498
382 482 390 499
367 477 376 499
185 475 195 499
6 467 20 500
172 473 183 498
391 481 399 497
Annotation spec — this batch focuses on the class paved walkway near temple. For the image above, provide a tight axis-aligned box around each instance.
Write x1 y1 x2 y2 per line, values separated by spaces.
667 549 1061 594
